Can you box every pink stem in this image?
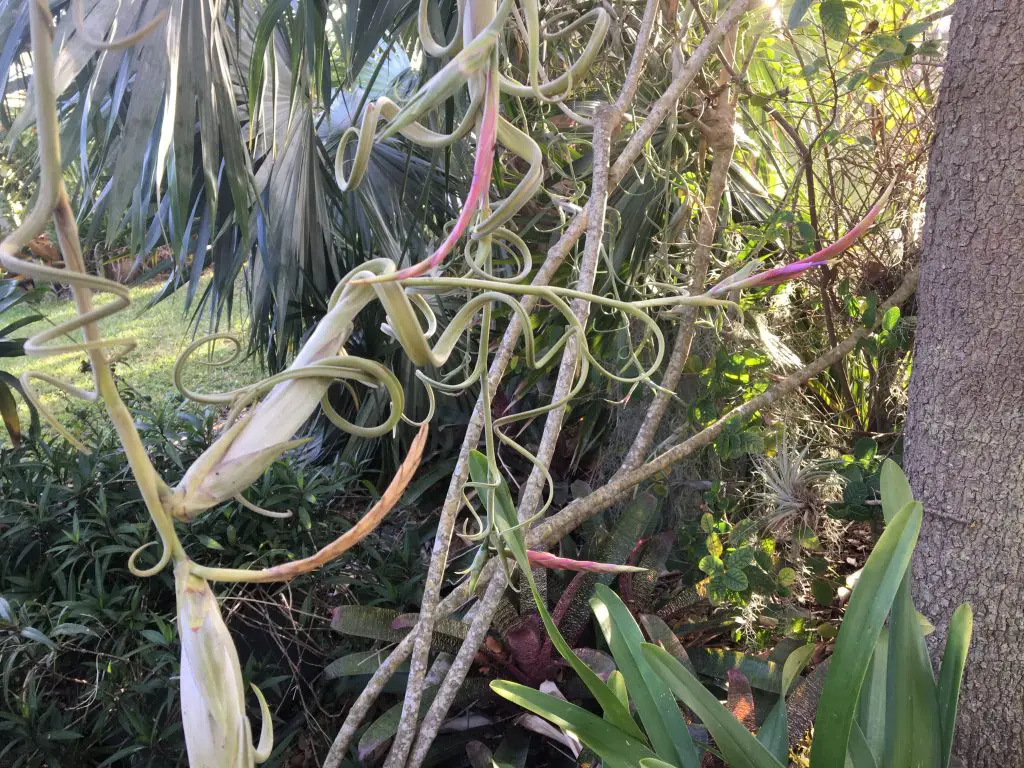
[709,178,897,295]
[387,71,499,282]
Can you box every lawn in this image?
[3,277,262,440]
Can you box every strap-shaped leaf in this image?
[848,721,879,768]
[331,605,407,642]
[880,460,940,768]
[490,680,657,766]
[641,643,786,768]
[809,500,922,767]
[323,649,393,679]
[756,643,815,761]
[592,583,700,768]
[879,459,913,524]
[937,604,973,768]
[689,648,781,694]
[855,627,888,761]
[884,570,940,767]
[639,614,698,676]
[469,450,645,742]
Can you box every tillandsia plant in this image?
[2,0,916,766]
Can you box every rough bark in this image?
[906,2,1024,765]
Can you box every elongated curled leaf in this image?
[809,500,922,768]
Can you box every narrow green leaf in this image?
[937,605,973,768]
[809,501,922,767]
[490,681,658,765]
[690,648,781,694]
[592,584,700,768]
[757,644,815,762]
[884,570,940,768]
[881,461,939,768]
[640,614,698,675]
[642,644,786,768]
[641,759,681,768]
[20,627,56,650]
[323,649,392,679]
[855,627,888,761]
[879,460,913,524]
[608,670,629,712]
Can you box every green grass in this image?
[3,278,262,438]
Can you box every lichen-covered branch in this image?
[531,268,921,546]
[430,267,920,613]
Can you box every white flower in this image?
[175,562,272,767]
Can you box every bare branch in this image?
[398,108,618,767]
[407,573,509,767]
[531,268,921,546]
[430,267,920,613]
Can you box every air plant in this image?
[0,0,896,764]
[752,437,843,555]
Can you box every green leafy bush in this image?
[0,389,420,766]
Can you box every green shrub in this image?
[0,388,426,766]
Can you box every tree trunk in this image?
[907,1,1024,765]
